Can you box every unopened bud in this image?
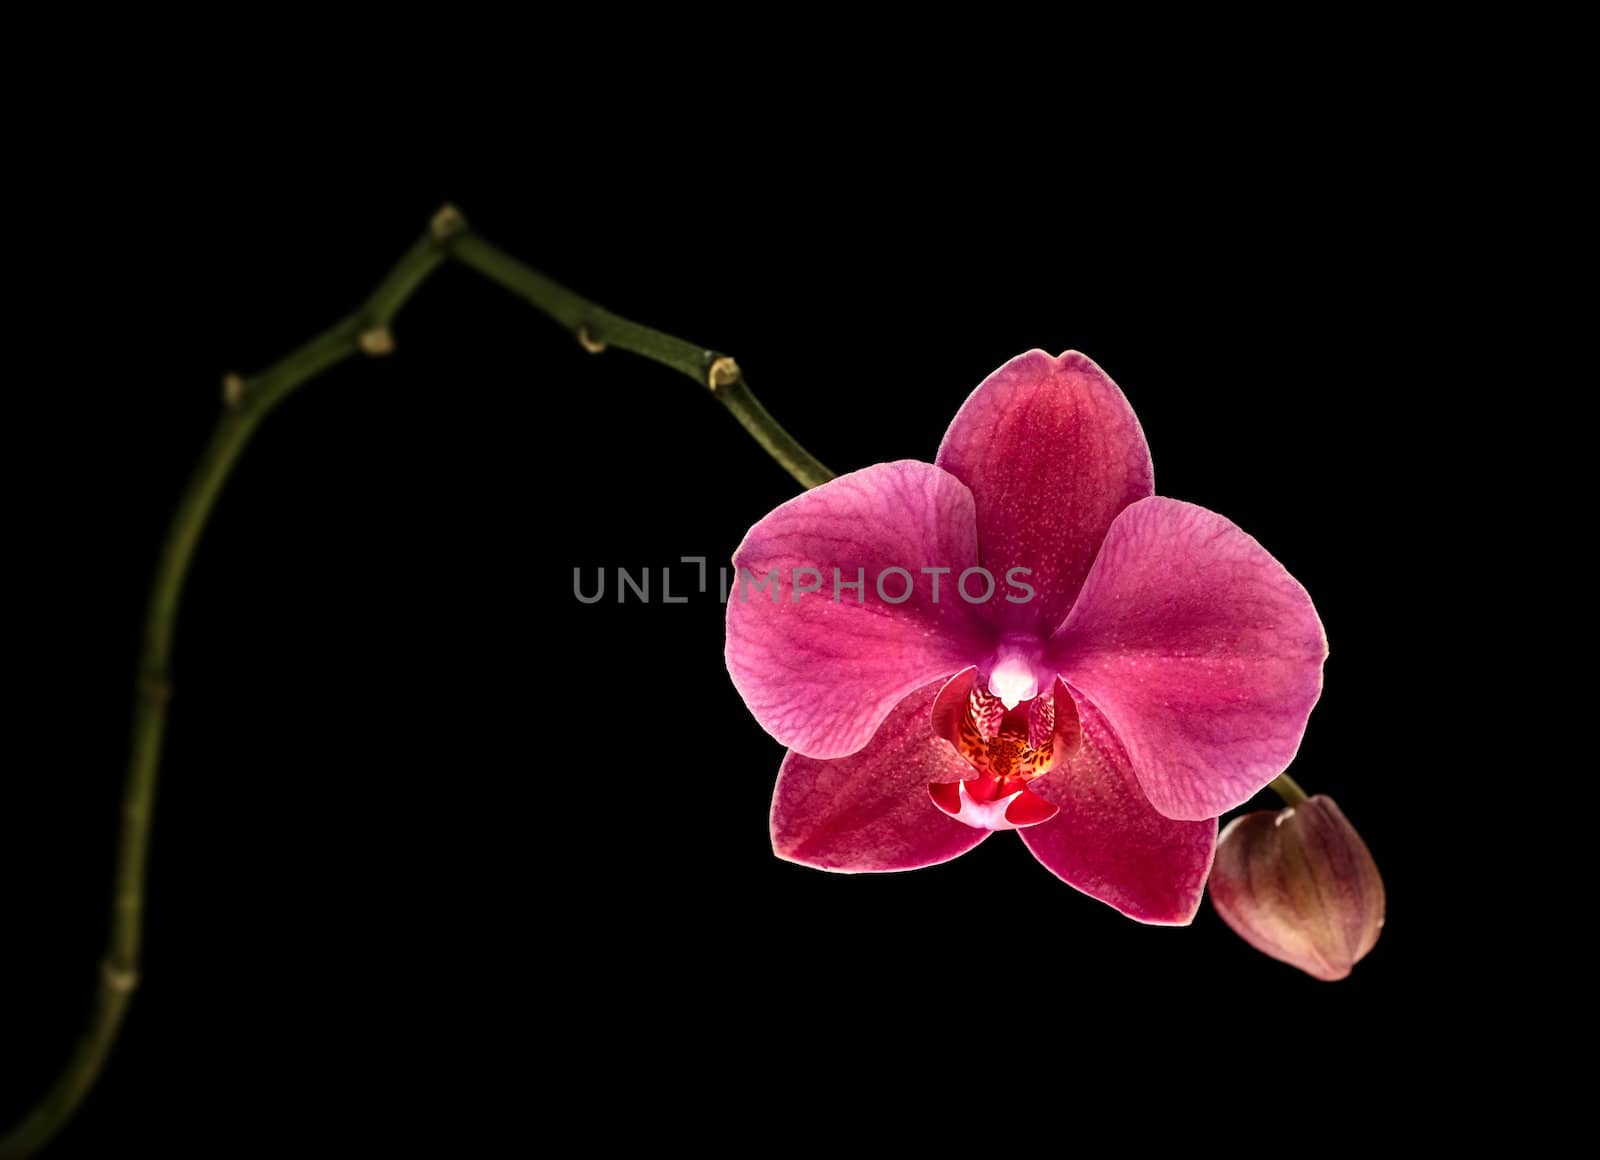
[1209,795,1384,982]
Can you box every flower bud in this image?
[1209,795,1384,981]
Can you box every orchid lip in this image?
[927,779,1060,831]
[926,668,1081,832]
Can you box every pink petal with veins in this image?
[726,461,988,760]
[1050,498,1327,821]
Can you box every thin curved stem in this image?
[3,206,832,1157]
[1270,773,1309,806]
[447,233,835,489]
[1,227,449,1159]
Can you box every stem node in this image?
[358,326,395,356]
[100,961,139,995]
[430,204,467,241]
[707,355,741,392]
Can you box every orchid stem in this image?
[447,232,835,489]
[1,205,832,1157]
[1269,773,1309,806]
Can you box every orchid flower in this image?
[724,350,1327,924]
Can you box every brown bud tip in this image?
[222,373,246,408]
[430,204,467,240]
[707,356,741,392]
[1209,795,1385,981]
[359,326,396,356]
[576,324,607,354]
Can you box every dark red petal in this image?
[936,350,1153,635]
[1022,691,1215,925]
[927,781,963,816]
[771,681,990,872]
[1004,789,1060,827]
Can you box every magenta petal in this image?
[771,681,990,872]
[935,350,1153,633]
[727,460,987,759]
[1021,695,1216,925]
[1049,498,1327,821]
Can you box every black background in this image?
[5,168,1459,1150]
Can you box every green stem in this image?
[1,207,831,1157]
[2,228,448,1160]
[448,233,835,489]
[1270,773,1309,806]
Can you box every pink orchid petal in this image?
[1022,693,1216,925]
[727,460,987,759]
[771,681,990,872]
[935,350,1153,633]
[1049,498,1327,821]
